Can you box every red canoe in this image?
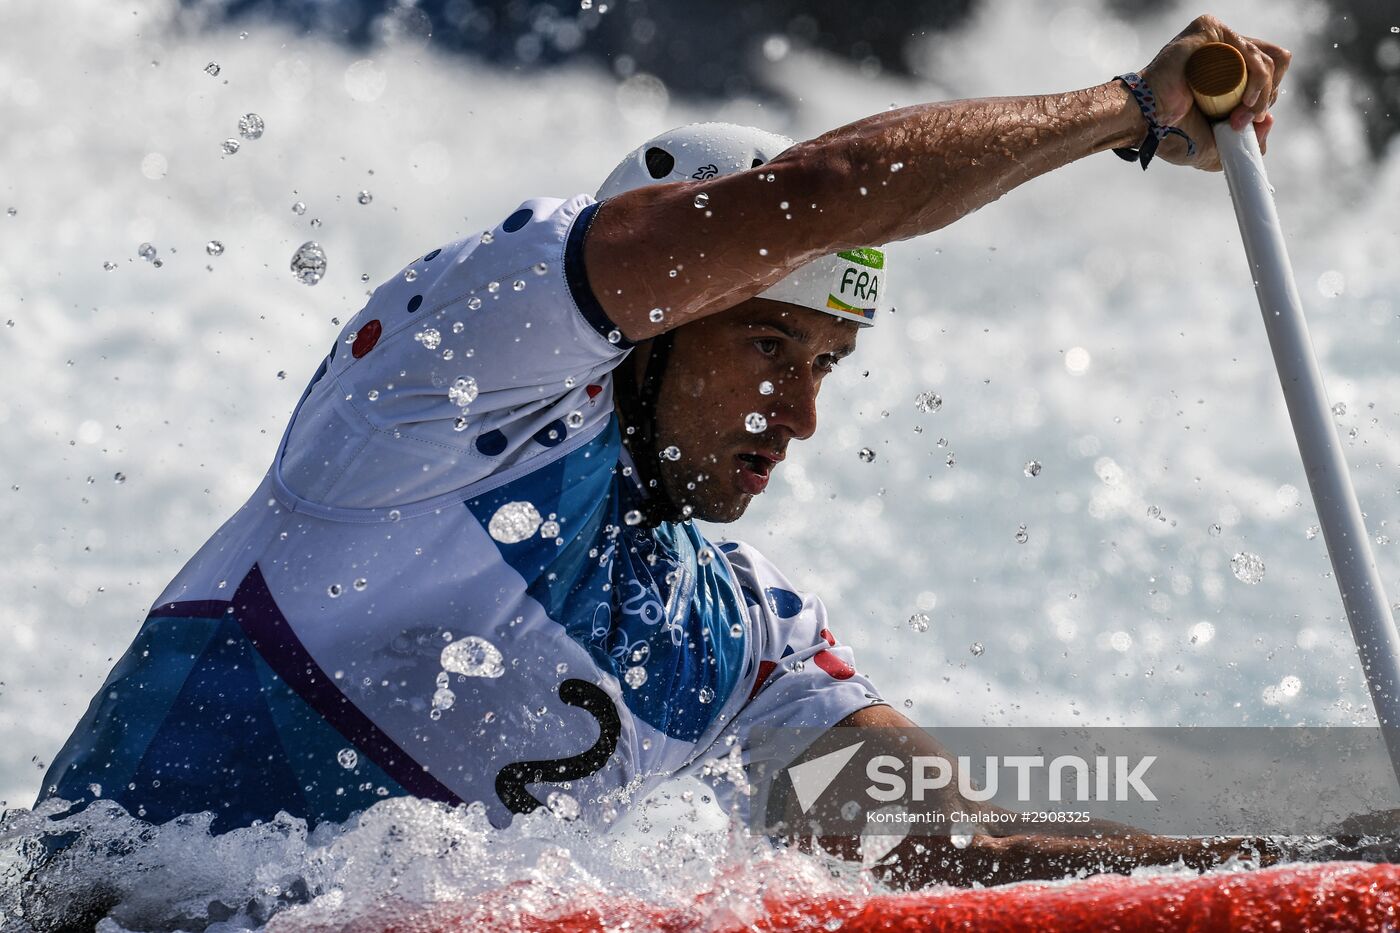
[288,861,1400,932]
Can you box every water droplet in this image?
[1014,524,1028,544]
[858,447,875,463]
[607,329,622,344]
[540,520,560,539]
[432,686,455,712]
[488,500,543,543]
[387,509,401,521]
[1208,523,1222,537]
[138,242,157,262]
[744,412,767,433]
[290,241,327,285]
[480,230,494,244]
[624,509,643,526]
[950,831,973,849]
[88,783,103,798]
[291,201,307,215]
[547,791,580,820]
[649,307,665,323]
[448,375,478,407]
[759,380,774,396]
[237,113,265,139]
[113,472,126,484]
[5,207,16,217]
[327,583,343,598]
[565,410,584,429]
[693,192,710,209]
[453,416,469,432]
[221,138,240,155]
[1023,460,1041,477]
[337,748,358,769]
[624,665,647,688]
[467,296,483,311]
[1305,525,1320,540]
[969,641,984,657]
[533,261,548,275]
[889,161,904,172]
[512,279,525,292]
[1317,270,1345,298]
[660,445,681,461]
[697,546,715,566]
[357,190,373,205]
[1146,504,1162,520]
[366,388,379,401]
[417,327,441,350]
[730,623,744,638]
[204,61,221,77]
[486,280,500,294]
[1231,551,1266,584]
[205,240,224,256]
[1332,402,1347,416]
[698,685,715,703]
[914,391,942,413]
[353,577,368,591]
[441,635,505,678]
[907,612,930,632]
[103,261,117,270]
[404,268,418,283]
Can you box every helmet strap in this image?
[615,331,687,525]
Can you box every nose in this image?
[766,369,820,441]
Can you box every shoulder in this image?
[713,538,811,619]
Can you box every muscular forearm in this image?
[778,82,1145,250]
[878,832,1277,889]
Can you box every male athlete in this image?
[43,15,1288,885]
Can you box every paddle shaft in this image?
[1186,45,1400,779]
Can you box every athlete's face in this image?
[640,298,860,523]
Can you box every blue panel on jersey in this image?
[464,417,748,742]
[40,610,405,832]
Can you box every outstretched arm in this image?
[585,14,1289,341]
[793,704,1279,889]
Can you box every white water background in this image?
[0,0,1397,926]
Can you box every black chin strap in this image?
[615,331,685,525]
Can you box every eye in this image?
[815,353,841,374]
[754,337,780,357]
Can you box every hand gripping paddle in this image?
[1185,42,1400,782]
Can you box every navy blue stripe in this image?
[565,200,633,349]
[231,564,463,805]
[149,599,233,619]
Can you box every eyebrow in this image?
[751,317,857,359]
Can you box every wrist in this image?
[1100,79,1150,150]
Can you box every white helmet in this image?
[596,123,887,327]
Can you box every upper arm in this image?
[582,149,843,341]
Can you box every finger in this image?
[1248,38,1293,92]
[1217,27,1275,117]
[1255,112,1274,154]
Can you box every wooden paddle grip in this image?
[1185,42,1248,119]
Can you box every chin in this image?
[686,494,750,524]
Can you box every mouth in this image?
[734,451,782,495]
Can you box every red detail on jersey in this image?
[586,384,603,400]
[819,628,836,647]
[352,319,382,358]
[747,660,779,702]
[813,649,854,680]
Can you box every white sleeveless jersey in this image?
[43,195,884,831]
